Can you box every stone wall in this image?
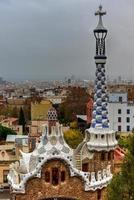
[92,151,114,173]
[12,160,106,200]
[81,150,114,173]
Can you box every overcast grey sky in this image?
[0,0,133,81]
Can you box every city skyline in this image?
[0,0,133,81]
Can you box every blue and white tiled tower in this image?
[87,5,117,151]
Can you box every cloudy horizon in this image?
[0,0,133,81]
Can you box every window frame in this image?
[52,167,59,186]
[82,163,89,172]
[44,167,66,185]
[97,189,102,200]
[126,117,130,123]
[119,96,122,102]
[127,109,130,114]
[101,152,105,161]
[127,125,130,132]
[118,125,121,132]
[61,171,66,182]
[118,109,121,114]
[118,117,121,123]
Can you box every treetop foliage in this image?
[0,125,16,141]
[64,128,84,149]
[58,86,91,123]
[107,134,134,200]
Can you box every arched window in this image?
[108,152,111,161]
[52,167,59,186]
[101,152,105,161]
[97,189,102,200]
[61,171,65,182]
[82,163,89,172]
[44,166,66,185]
[45,171,50,183]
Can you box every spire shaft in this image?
[86,6,117,152]
[91,5,108,129]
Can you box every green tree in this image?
[58,86,90,123]
[118,136,129,150]
[11,106,19,118]
[107,135,134,200]
[0,125,16,141]
[23,106,31,121]
[19,107,26,134]
[64,128,84,149]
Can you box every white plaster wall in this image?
[108,102,134,132]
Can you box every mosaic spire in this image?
[91,5,109,129]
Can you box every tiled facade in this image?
[12,160,106,200]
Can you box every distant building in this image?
[0,144,16,189]
[7,98,27,109]
[31,100,53,121]
[0,117,23,135]
[48,96,62,105]
[0,135,29,189]
[108,92,134,132]
[6,135,29,158]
